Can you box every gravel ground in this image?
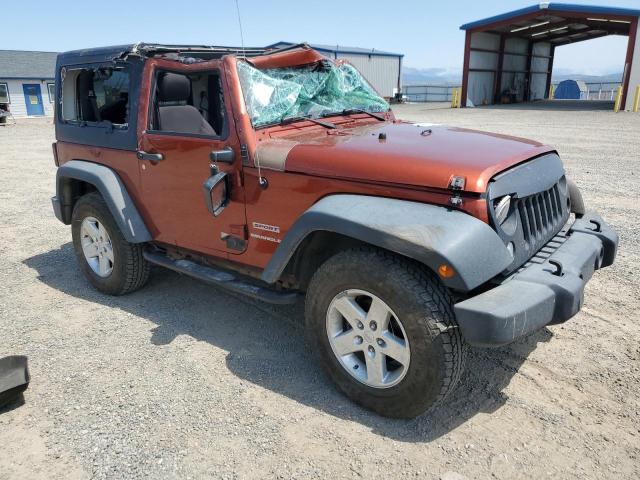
[0,105,639,479]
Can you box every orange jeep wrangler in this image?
[51,43,618,418]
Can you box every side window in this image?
[47,83,55,103]
[0,83,9,104]
[61,66,130,127]
[149,70,226,138]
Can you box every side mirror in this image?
[203,170,230,217]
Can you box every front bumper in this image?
[454,211,618,347]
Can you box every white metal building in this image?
[267,42,404,99]
[0,50,57,117]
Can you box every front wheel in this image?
[305,248,466,418]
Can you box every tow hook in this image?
[588,219,602,232]
[548,259,564,276]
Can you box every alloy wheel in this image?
[80,216,114,277]
[326,289,410,388]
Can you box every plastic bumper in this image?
[51,195,64,223]
[454,212,618,347]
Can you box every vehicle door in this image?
[137,60,247,256]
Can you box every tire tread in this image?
[305,247,467,417]
[72,192,150,296]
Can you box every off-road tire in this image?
[71,192,150,295]
[305,248,467,418]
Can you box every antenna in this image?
[234,0,246,59]
[234,0,268,189]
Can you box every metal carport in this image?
[459,3,640,110]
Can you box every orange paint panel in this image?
[137,58,247,257]
[55,142,147,224]
[240,166,487,270]
[280,122,553,194]
[248,47,327,69]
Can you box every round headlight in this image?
[494,195,511,225]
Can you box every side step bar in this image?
[143,251,300,305]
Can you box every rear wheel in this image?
[71,192,150,295]
[305,248,466,418]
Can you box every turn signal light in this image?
[438,264,455,279]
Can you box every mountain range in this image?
[402,66,623,85]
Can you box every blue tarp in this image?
[554,80,587,100]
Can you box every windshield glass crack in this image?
[237,60,389,128]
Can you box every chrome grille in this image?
[516,182,567,252]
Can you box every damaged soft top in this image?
[57,42,315,65]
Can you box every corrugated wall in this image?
[500,37,529,103]
[468,32,500,106]
[336,53,401,98]
[1,78,55,117]
[466,32,551,106]
[530,42,551,101]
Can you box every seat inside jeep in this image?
[150,71,226,137]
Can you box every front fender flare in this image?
[261,194,512,292]
[55,160,152,243]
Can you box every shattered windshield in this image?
[237,60,389,128]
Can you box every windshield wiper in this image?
[340,108,386,121]
[281,115,337,129]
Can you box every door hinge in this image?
[240,144,250,166]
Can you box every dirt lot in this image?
[1,105,639,479]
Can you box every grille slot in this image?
[516,183,567,252]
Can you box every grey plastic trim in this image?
[486,153,570,273]
[567,178,586,216]
[261,194,512,291]
[0,355,30,409]
[487,153,564,200]
[51,195,63,222]
[55,160,152,243]
[454,211,618,347]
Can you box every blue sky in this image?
[4,0,637,75]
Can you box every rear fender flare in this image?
[261,194,512,292]
[55,160,152,243]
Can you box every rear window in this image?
[61,66,130,127]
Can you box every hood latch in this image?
[448,175,466,207]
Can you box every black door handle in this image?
[137,151,164,163]
[210,147,234,164]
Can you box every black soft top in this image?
[56,43,275,66]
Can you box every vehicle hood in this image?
[255,121,555,193]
